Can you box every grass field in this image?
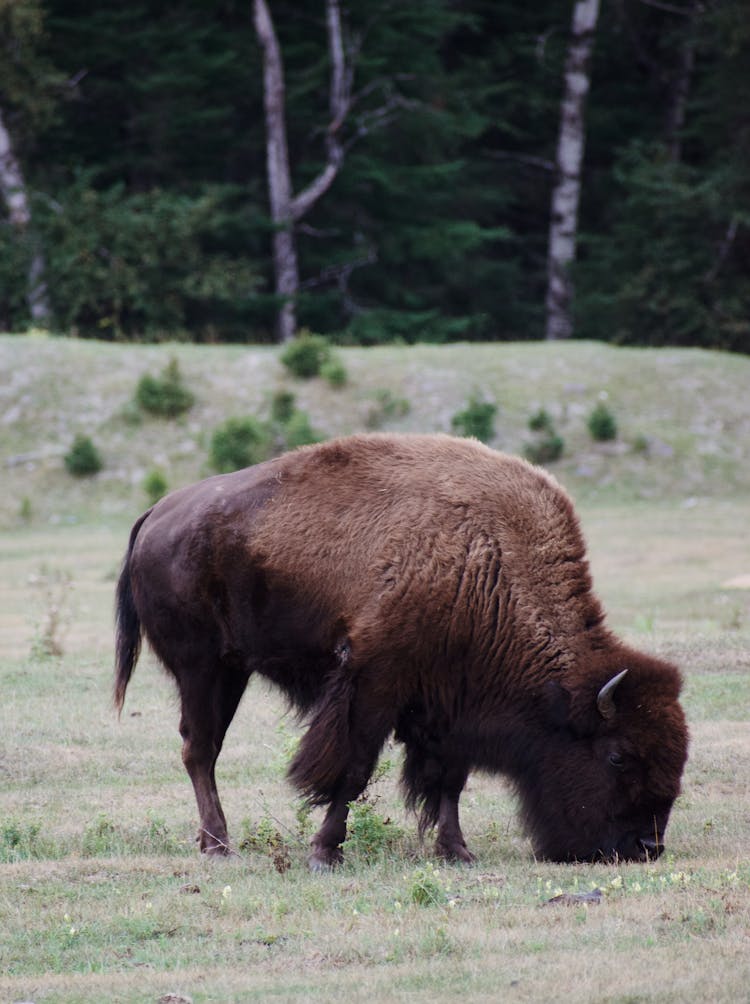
[1,335,749,1002]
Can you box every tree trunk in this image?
[545,0,600,341]
[0,106,51,326]
[253,0,299,343]
[664,1,699,163]
[254,0,350,343]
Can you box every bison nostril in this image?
[639,837,663,860]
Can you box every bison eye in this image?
[608,752,625,769]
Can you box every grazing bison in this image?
[115,433,688,869]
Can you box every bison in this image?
[115,433,688,869]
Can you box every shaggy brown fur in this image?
[115,433,688,868]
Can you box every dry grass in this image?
[1,336,749,1001]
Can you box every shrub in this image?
[364,388,411,430]
[209,416,269,472]
[270,389,296,424]
[283,410,321,450]
[528,408,555,434]
[135,357,194,418]
[64,435,102,476]
[280,331,332,378]
[143,468,169,505]
[524,434,565,465]
[588,401,618,441]
[451,393,497,443]
[524,408,564,464]
[320,357,348,387]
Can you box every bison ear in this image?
[542,680,600,737]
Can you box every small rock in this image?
[544,887,603,907]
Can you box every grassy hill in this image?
[2,334,750,529]
[1,335,750,1002]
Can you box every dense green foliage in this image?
[135,357,195,417]
[63,433,102,476]
[451,393,497,443]
[280,333,333,379]
[209,415,269,472]
[0,0,748,350]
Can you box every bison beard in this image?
[114,433,688,869]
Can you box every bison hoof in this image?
[308,844,343,872]
[203,843,231,856]
[198,830,231,856]
[435,840,477,865]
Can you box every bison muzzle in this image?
[114,433,688,869]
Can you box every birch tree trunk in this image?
[254,0,350,343]
[664,1,699,163]
[0,106,51,326]
[545,0,600,341]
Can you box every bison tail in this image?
[114,510,150,715]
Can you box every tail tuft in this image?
[113,511,150,714]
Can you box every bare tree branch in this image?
[704,217,739,283]
[291,0,349,221]
[637,0,700,16]
[487,150,556,172]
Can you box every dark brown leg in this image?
[434,773,476,864]
[291,670,394,871]
[178,661,249,855]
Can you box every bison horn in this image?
[597,669,629,720]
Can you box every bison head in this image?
[518,653,689,863]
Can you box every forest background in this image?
[1,0,748,352]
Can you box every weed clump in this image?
[239,816,292,874]
[64,434,102,476]
[29,566,72,658]
[588,401,618,441]
[0,820,53,862]
[408,863,451,907]
[343,799,403,863]
[135,357,194,418]
[451,393,497,443]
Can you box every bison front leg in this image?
[308,797,350,871]
[435,781,476,864]
[289,668,393,871]
[401,738,476,863]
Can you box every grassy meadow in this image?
[0,334,749,1003]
